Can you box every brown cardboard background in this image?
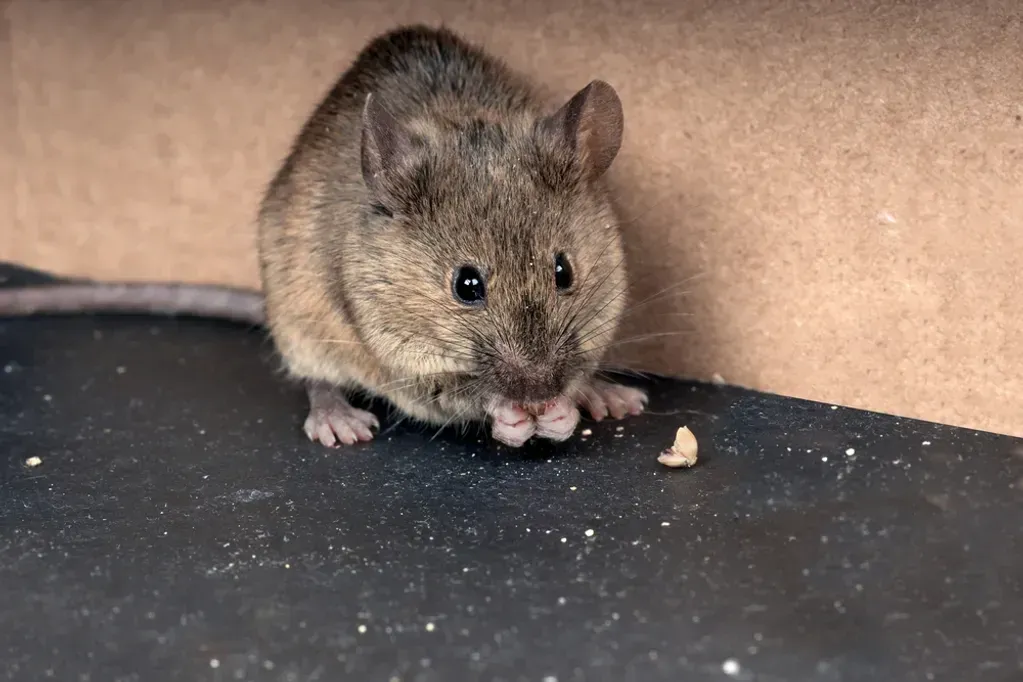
[3,0,1021,436]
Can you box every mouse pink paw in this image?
[533,395,581,442]
[575,379,648,421]
[488,400,537,448]
[304,383,379,448]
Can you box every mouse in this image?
[0,24,648,449]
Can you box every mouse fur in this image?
[258,24,648,448]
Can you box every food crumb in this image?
[25,456,42,468]
[722,659,741,676]
[581,429,592,436]
[658,426,698,468]
[584,529,595,537]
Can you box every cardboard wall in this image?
[3,0,1021,435]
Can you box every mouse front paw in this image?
[488,401,537,448]
[304,383,380,448]
[532,395,581,442]
[575,379,648,421]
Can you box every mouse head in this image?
[345,81,629,408]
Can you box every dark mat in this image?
[1,267,1021,682]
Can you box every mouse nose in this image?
[493,357,567,404]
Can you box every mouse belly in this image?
[271,325,648,448]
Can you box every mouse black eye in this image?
[452,265,486,306]
[554,252,574,292]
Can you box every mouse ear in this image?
[537,80,624,180]
[361,93,417,207]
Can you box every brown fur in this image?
[257,25,630,428]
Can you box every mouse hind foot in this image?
[575,378,648,421]
[303,382,380,448]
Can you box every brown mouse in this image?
[0,25,648,449]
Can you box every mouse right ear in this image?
[361,93,417,209]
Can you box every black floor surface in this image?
[1,270,1021,682]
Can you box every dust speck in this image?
[845,448,856,456]
[722,658,741,676]
[209,659,220,669]
[357,624,367,634]
[425,622,435,632]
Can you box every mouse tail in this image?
[0,282,266,326]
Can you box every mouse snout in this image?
[491,355,567,405]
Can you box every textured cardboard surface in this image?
[3,0,1022,435]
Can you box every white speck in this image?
[263,660,275,670]
[3,364,12,373]
[463,567,470,573]
[845,448,856,456]
[722,659,741,676]
[922,440,931,446]
[611,612,620,620]
[557,597,566,605]
[711,373,726,385]
[25,456,43,468]
[569,486,577,491]
[543,676,558,682]
[830,405,839,410]
[357,624,367,634]
[284,563,290,569]
[581,429,592,436]
[821,456,828,462]
[584,529,595,537]
[786,447,791,452]
[661,521,671,527]
[615,426,624,432]
[560,537,567,543]
[115,366,126,374]
[425,622,435,632]
[43,394,52,402]
[209,659,220,669]
[877,210,897,224]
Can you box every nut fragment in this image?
[657,426,698,468]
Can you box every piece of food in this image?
[658,426,699,468]
[25,456,42,467]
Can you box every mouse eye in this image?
[554,252,574,292]
[452,265,487,306]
